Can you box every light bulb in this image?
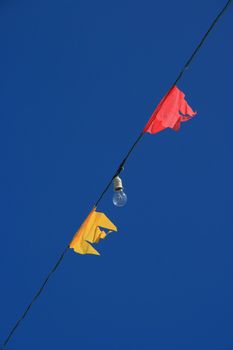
[113,189,127,207]
[112,176,127,207]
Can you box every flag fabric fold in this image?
[70,207,117,255]
[143,85,197,134]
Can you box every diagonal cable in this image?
[1,1,232,349]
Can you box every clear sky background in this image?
[0,0,233,349]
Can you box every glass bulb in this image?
[113,189,127,207]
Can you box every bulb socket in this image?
[113,176,123,191]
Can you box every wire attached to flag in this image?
[1,1,232,349]
[95,0,233,207]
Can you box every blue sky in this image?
[0,0,233,349]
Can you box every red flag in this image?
[143,85,197,134]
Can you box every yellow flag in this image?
[70,207,117,255]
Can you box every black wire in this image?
[95,0,233,207]
[1,1,232,349]
[173,0,233,87]
[0,245,69,350]
[95,132,144,207]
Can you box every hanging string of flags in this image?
[1,1,232,349]
[69,85,196,255]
